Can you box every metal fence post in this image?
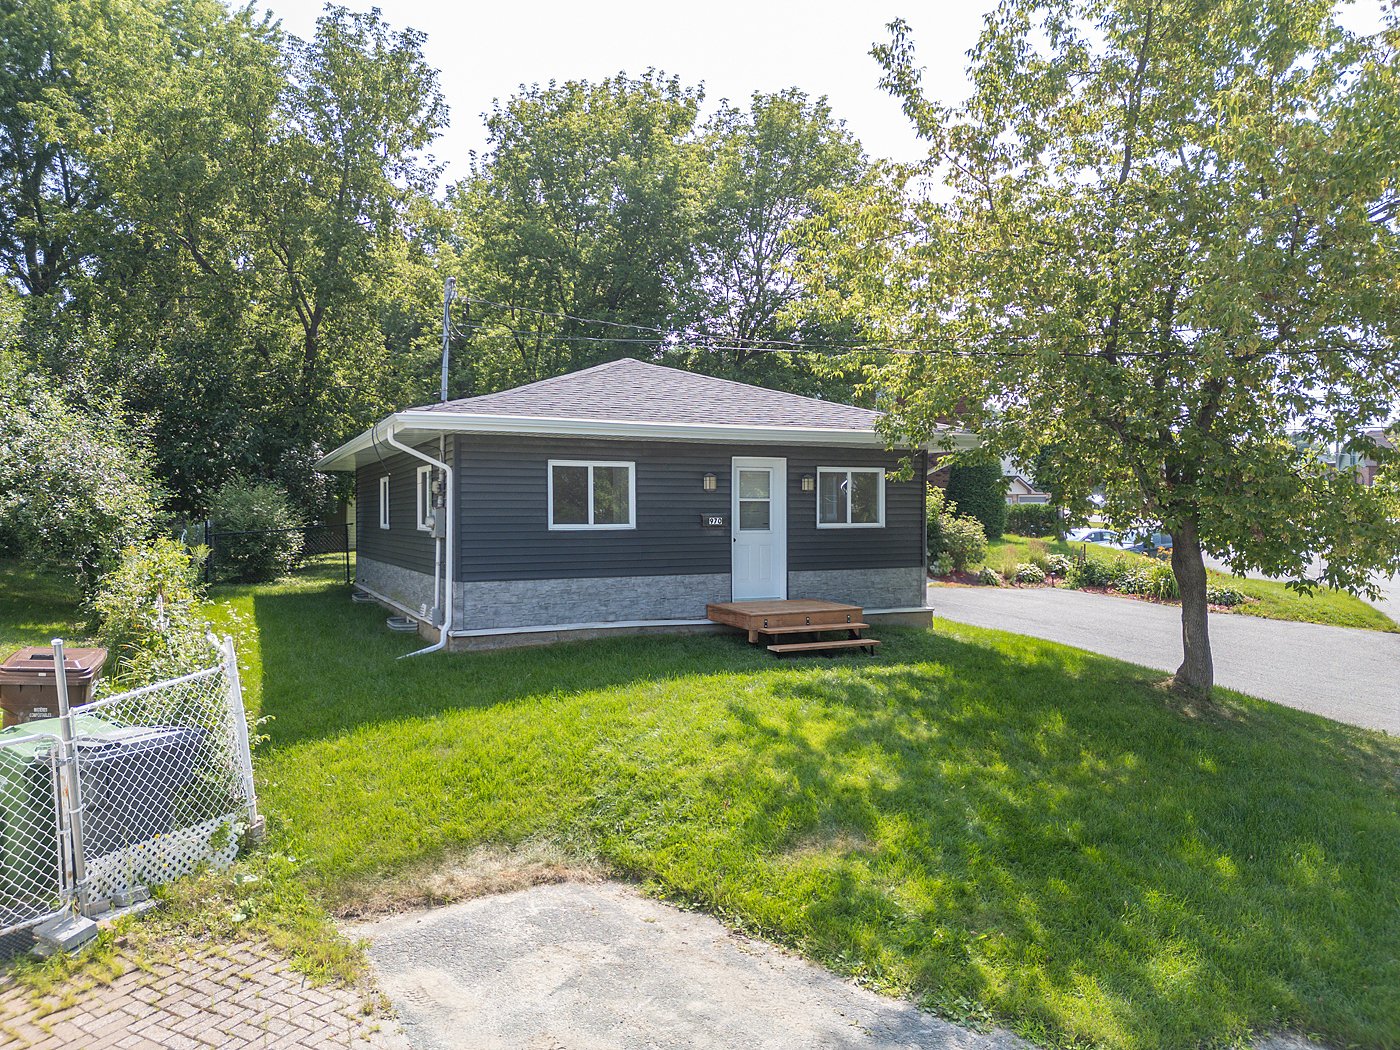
[51,639,90,910]
[219,635,263,841]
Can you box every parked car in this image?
[1122,531,1173,556]
[1067,527,1121,546]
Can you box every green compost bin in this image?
[0,715,117,908]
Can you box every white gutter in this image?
[382,420,454,658]
[317,412,978,471]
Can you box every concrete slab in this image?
[359,881,1027,1050]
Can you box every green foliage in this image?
[1066,557,1117,589]
[92,538,217,687]
[939,514,988,574]
[802,0,1400,690]
[945,465,1007,540]
[1207,584,1248,608]
[1005,503,1061,538]
[1012,563,1046,584]
[1116,562,1181,602]
[0,349,160,588]
[976,566,1001,586]
[925,484,945,555]
[209,481,303,583]
[1044,552,1073,576]
[4,0,447,515]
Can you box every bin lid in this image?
[0,715,120,762]
[0,647,108,685]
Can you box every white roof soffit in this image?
[314,411,979,471]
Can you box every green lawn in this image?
[188,564,1400,1050]
[977,536,1399,633]
[0,561,90,653]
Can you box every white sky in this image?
[257,0,999,178]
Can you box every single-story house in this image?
[315,358,975,650]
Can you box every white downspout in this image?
[383,418,454,658]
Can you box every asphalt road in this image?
[929,584,1400,734]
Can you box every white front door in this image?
[731,457,787,600]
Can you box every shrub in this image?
[946,465,1008,540]
[1045,553,1073,576]
[926,485,946,558]
[1114,562,1179,600]
[931,553,954,577]
[941,514,988,573]
[93,538,219,687]
[0,349,161,590]
[1066,558,1116,588]
[1207,584,1248,607]
[977,566,1002,586]
[208,480,303,582]
[1006,504,1063,537]
[1023,538,1051,571]
[1013,563,1047,584]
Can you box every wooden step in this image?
[767,638,881,655]
[755,622,870,636]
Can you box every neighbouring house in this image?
[315,358,976,649]
[1001,457,1051,505]
[1353,427,1395,487]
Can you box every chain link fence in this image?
[0,637,259,942]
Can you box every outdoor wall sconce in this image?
[801,474,815,492]
[702,472,717,492]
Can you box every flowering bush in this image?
[1014,563,1047,584]
[977,566,1002,586]
[1207,584,1248,607]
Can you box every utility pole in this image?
[439,276,457,402]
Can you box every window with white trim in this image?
[817,467,885,527]
[548,460,635,529]
[416,465,434,531]
[378,475,391,530]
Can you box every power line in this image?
[452,318,1390,362]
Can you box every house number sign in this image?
[701,513,727,528]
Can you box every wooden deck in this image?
[705,599,879,656]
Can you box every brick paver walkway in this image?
[0,943,407,1049]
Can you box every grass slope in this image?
[979,537,1399,633]
[205,567,1399,1050]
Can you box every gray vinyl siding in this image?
[455,435,924,582]
[354,442,443,576]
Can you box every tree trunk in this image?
[1170,519,1214,694]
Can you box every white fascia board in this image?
[316,411,979,471]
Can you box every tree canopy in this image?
[797,0,1400,692]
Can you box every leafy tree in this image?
[451,73,703,391]
[3,1,448,516]
[667,90,865,395]
[0,346,160,587]
[801,0,1400,693]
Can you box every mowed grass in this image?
[0,560,90,654]
[977,537,1399,633]
[203,566,1400,1050]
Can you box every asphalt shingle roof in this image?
[414,357,883,431]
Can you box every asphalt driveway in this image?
[930,584,1400,734]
